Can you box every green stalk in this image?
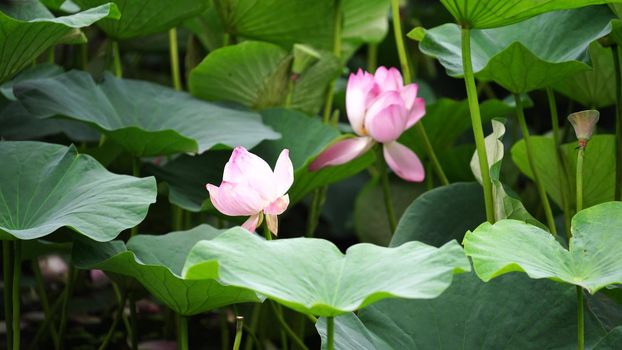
[461,27,495,223]
[546,88,571,237]
[80,44,88,70]
[263,220,272,241]
[576,148,585,212]
[376,146,398,233]
[220,311,230,350]
[29,290,65,350]
[98,289,128,350]
[612,45,622,201]
[367,43,378,72]
[3,241,12,350]
[243,304,261,350]
[55,266,77,350]
[32,259,59,345]
[390,0,449,186]
[514,94,557,234]
[177,314,189,350]
[111,41,122,78]
[270,303,308,350]
[577,286,584,350]
[169,28,183,91]
[129,296,138,349]
[326,317,335,350]
[233,316,244,350]
[12,241,21,350]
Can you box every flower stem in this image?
[169,28,183,91]
[514,94,557,234]
[612,45,622,201]
[32,259,59,345]
[376,146,398,233]
[263,220,273,240]
[111,41,122,78]
[270,302,308,350]
[177,314,189,350]
[391,0,448,186]
[367,43,378,72]
[12,241,21,350]
[576,148,585,212]
[461,27,494,223]
[233,316,244,350]
[29,289,65,350]
[546,88,572,238]
[55,265,77,350]
[577,286,584,350]
[243,304,261,350]
[3,240,12,350]
[98,288,128,350]
[326,317,335,350]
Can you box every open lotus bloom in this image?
[309,67,426,182]
[206,147,293,236]
[568,110,599,146]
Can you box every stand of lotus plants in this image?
[2,0,622,349]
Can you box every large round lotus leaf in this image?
[316,273,608,349]
[146,108,374,212]
[212,0,389,59]
[595,327,622,349]
[183,228,470,317]
[72,225,262,316]
[12,69,280,157]
[553,42,617,108]
[464,202,622,294]
[72,0,205,39]
[189,41,340,115]
[412,6,615,93]
[440,0,621,29]
[392,182,486,248]
[0,0,119,84]
[0,141,156,241]
[511,135,615,210]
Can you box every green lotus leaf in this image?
[413,6,615,93]
[12,69,280,157]
[440,0,621,29]
[72,0,205,39]
[392,182,487,248]
[183,228,470,317]
[464,201,622,294]
[189,41,340,115]
[0,0,119,83]
[147,108,374,212]
[595,327,622,349]
[212,0,388,59]
[72,225,261,315]
[511,135,615,210]
[0,141,156,241]
[554,42,617,108]
[317,273,608,349]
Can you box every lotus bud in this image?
[568,110,599,149]
[292,44,321,77]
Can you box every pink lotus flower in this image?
[206,147,293,236]
[309,67,425,182]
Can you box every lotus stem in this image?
[11,241,21,350]
[129,295,138,349]
[232,316,244,350]
[270,302,308,350]
[29,289,65,350]
[367,43,378,72]
[243,304,261,350]
[326,317,335,350]
[376,146,398,233]
[3,241,12,350]
[391,0,449,186]
[169,28,183,91]
[177,314,189,350]
[576,147,585,212]
[546,88,571,238]
[111,41,122,78]
[55,265,77,350]
[220,311,230,350]
[577,286,584,350]
[32,259,59,345]
[80,44,88,70]
[514,94,557,234]
[461,27,495,223]
[612,45,622,201]
[98,288,128,350]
